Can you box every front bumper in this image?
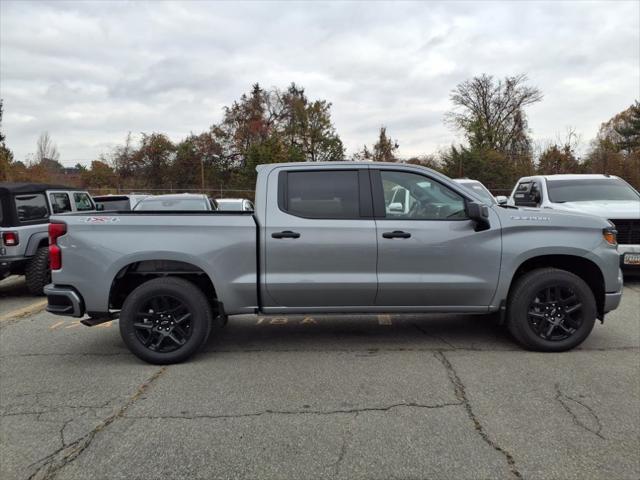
[44,284,85,318]
[603,269,624,314]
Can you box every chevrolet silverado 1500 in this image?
[44,162,623,363]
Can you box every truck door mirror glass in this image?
[95,204,104,211]
[495,195,508,205]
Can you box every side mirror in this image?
[95,204,104,211]
[495,196,508,205]
[466,201,490,231]
[388,202,404,213]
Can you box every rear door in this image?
[264,167,378,308]
[372,168,501,309]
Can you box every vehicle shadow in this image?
[201,313,517,353]
[0,275,31,299]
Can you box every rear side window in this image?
[96,198,131,211]
[50,193,72,214]
[282,170,360,219]
[73,192,94,211]
[14,194,49,222]
[513,181,541,207]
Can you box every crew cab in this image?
[44,163,623,363]
[0,182,96,294]
[508,174,640,270]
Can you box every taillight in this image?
[2,231,19,246]
[48,222,67,270]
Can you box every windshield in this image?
[547,178,639,203]
[457,181,496,204]
[135,198,208,211]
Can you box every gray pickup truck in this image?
[44,162,623,364]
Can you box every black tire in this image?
[119,277,213,364]
[507,268,597,352]
[25,246,50,295]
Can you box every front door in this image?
[264,168,378,308]
[372,169,502,309]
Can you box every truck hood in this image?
[494,205,611,230]
[548,200,640,219]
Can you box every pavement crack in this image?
[411,322,457,349]
[331,412,357,476]
[124,401,462,421]
[434,351,522,479]
[26,367,167,480]
[554,383,605,440]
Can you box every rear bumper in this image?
[44,284,85,318]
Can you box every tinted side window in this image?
[284,171,360,219]
[380,171,467,220]
[14,194,49,222]
[50,193,72,214]
[513,181,541,207]
[73,192,94,211]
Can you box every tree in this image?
[445,74,542,154]
[354,127,399,162]
[131,133,176,190]
[0,99,12,181]
[36,131,60,163]
[537,129,582,175]
[583,103,640,189]
[81,159,117,189]
[612,101,640,154]
[537,144,581,175]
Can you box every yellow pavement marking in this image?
[377,314,392,325]
[49,320,66,330]
[301,316,317,324]
[97,321,113,328]
[0,299,47,322]
[269,317,288,325]
[65,320,82,329]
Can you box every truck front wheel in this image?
[507,268,597,352]
[119,277,213,364]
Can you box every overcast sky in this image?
[1,0,638,166]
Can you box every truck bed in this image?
[51,211,258,315]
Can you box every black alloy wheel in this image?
[507,268,597,352]
[119,277,213,364]
[133,295,193,353]
[527,285,584,341]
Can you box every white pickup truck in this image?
[508,174,640,270]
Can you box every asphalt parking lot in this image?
[1,276,639,480]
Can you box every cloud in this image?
[1,0,638,165]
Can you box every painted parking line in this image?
[49,320,65,330]
[377,314,393,325]
[255,316,318,325]
[0,299,47,322]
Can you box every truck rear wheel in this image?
[119,277,213,364]
[25,246,50,295]
[507,268,597,352]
